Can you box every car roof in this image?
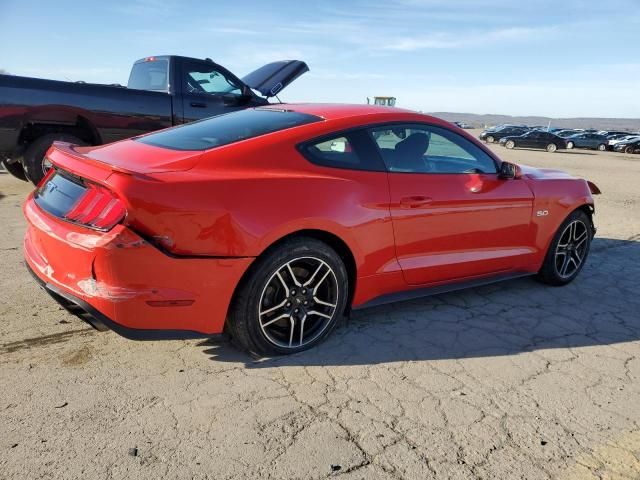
[260,103,423,121]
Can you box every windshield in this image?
[136,108,321,151]
[128,59,169,92]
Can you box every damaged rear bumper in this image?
[23,195,254,339]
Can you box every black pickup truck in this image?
[0,55,308,183]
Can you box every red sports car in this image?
[23,104,600,355]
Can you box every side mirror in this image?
[241,84,253,98]
[498,161,518,179]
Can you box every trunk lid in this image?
[242,60,309,97]
[51,140,202,175]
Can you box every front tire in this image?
[566,141,574,149]
[23,133,87,185]
[227,237,348,356]
[597,143,606,151]
[486,136,495,143]
[505,140,515,149]
[625,146,634,154]
[537,210,592,286]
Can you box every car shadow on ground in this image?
[199,237,640,367]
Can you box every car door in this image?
[520,132,539,148]
[580,134,593,148]
[180,60,251,123]
[540,132,557,148]
[577,134,589,148]
[593,135,606,148]
[369,123,535,286]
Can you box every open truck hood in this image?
[242,60,309,97]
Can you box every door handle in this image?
[400,195,433,208]
[190,102,207,108]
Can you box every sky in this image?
[1,0,639,118]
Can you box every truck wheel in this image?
[23,134,87,185]
[1,159,28,181]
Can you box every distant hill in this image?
[430,112,640,132]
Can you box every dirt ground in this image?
[1,136,640,479]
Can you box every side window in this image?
[182,62,242,96]
[369,124,497,174]
[300,130,386,172]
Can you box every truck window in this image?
[182,61,242,96]
[127,59,169,92]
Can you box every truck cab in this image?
[0,55,309,183]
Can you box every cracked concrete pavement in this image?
[1,139,639,479]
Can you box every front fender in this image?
[525,177,595,263]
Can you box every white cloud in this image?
[384,26,555,51]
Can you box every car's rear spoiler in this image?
[47,142,159,183]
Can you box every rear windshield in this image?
[128,59,169,92]
[136,108,321,151]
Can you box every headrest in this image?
[395,133,430,156]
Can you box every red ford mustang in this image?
[23,104,600,355]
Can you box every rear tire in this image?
[566,141,574,149]
[486,136,495,143]
[227,237,348,356]
[23,133,87,185]
[536,209,592,286]
[1,159,28,181]
[624,146,634,154]
[546,143,558,153]
[597,143,606,151]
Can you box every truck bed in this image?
[0,74,174,154]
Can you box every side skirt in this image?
[353,271,535,310]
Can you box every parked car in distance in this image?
[554,129,584,138]
[614,139,640,154]
[598,130,632,137]
[453,121,473,129]
[479,126,529,143]
[608,134,640,150]
[499,130,567,152]
[0,55,309,184]
[24,104,600,355]
[565,133,609,151]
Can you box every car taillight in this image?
[37,165,56,188]
[64,183,126,230]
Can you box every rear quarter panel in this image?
[110,136,397,278]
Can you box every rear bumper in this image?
[23,195,254,339]
[25,262,223,340]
